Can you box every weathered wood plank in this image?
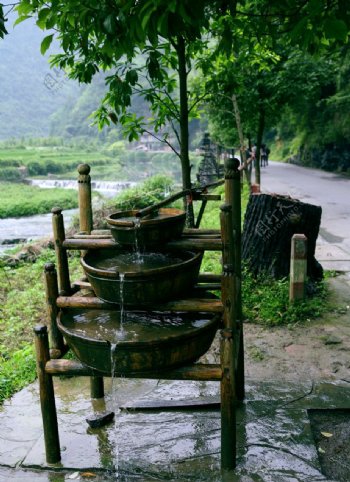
[45,359,223,381]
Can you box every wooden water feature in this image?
[34,159,244,473]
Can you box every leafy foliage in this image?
[242,268,329,326]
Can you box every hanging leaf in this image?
[40,34,54,55]
[321,431,333,438]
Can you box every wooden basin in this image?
[57,308,220,375]
[105,208,186,248]
[81,248,203,305]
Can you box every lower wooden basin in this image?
[81,248,203,306]
[57,308,220,375]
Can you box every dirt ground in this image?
[206,273,350,383]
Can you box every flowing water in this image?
[133,217,142,263]
[0,208,77,253]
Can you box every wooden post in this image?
[44,263,64,357]
[77,163,93,234]
[289,234,307,302]
[34,325,61,464]
[220,203,237,471]
[51,207,71,295]
[90,376,105,399]
[224,157,244,401]
[221,328,236,472]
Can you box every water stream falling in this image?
[133,218,142,264]
[119,273,126,335]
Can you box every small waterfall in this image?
[28,179,137,197]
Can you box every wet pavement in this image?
[1,374,350,481]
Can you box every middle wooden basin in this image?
[57,308,220,375]
[81,248,203,305]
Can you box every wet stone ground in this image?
[309,408,350,481]
[1,375,350,481]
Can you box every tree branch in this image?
[142,128,180,159]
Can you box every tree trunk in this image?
[177,35,194,227]
[242,193,323,280]
[254,108,264,186]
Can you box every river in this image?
[0,179,136,254]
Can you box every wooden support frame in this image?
[36,160,244,471]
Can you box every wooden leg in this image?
[34,325,61,464]
[220,329,236,471]
[90,376,104,399]
[236,322,245,401]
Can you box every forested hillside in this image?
[0,13,111,140]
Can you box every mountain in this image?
[0,13,92,140]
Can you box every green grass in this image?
[0,182,79,218]
[0,248,82,404]
[242,268,329,326]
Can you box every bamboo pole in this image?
[224,157,244,401]
[45,359,222,381]
[34,325,61,464]
[56,296,224,313]
[220,183,239,471]
[136,189,190,218]
[77,163,93,234]
[63,237,222,251]
[51,207,71,295]
[44,263,65,357]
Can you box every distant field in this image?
[0,144,183,182]
[0,144,118,180]
[0,182,78,218]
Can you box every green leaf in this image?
[103,14,115,34]
[38,7,51,23]
[324,18,348,42]
[13,15,31,27]
[40,34,54,55]
[16,1,34,16]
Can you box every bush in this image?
[108,174,175,211]
[27,161,46,176]
[0,167,22,181]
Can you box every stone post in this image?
[289,234,307,302]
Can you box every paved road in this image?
[259,161,350,272]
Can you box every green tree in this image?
[15,0,225,224]
[199,0,350,182]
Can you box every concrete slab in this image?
[315,243,350,271]
[2,376,350,481]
